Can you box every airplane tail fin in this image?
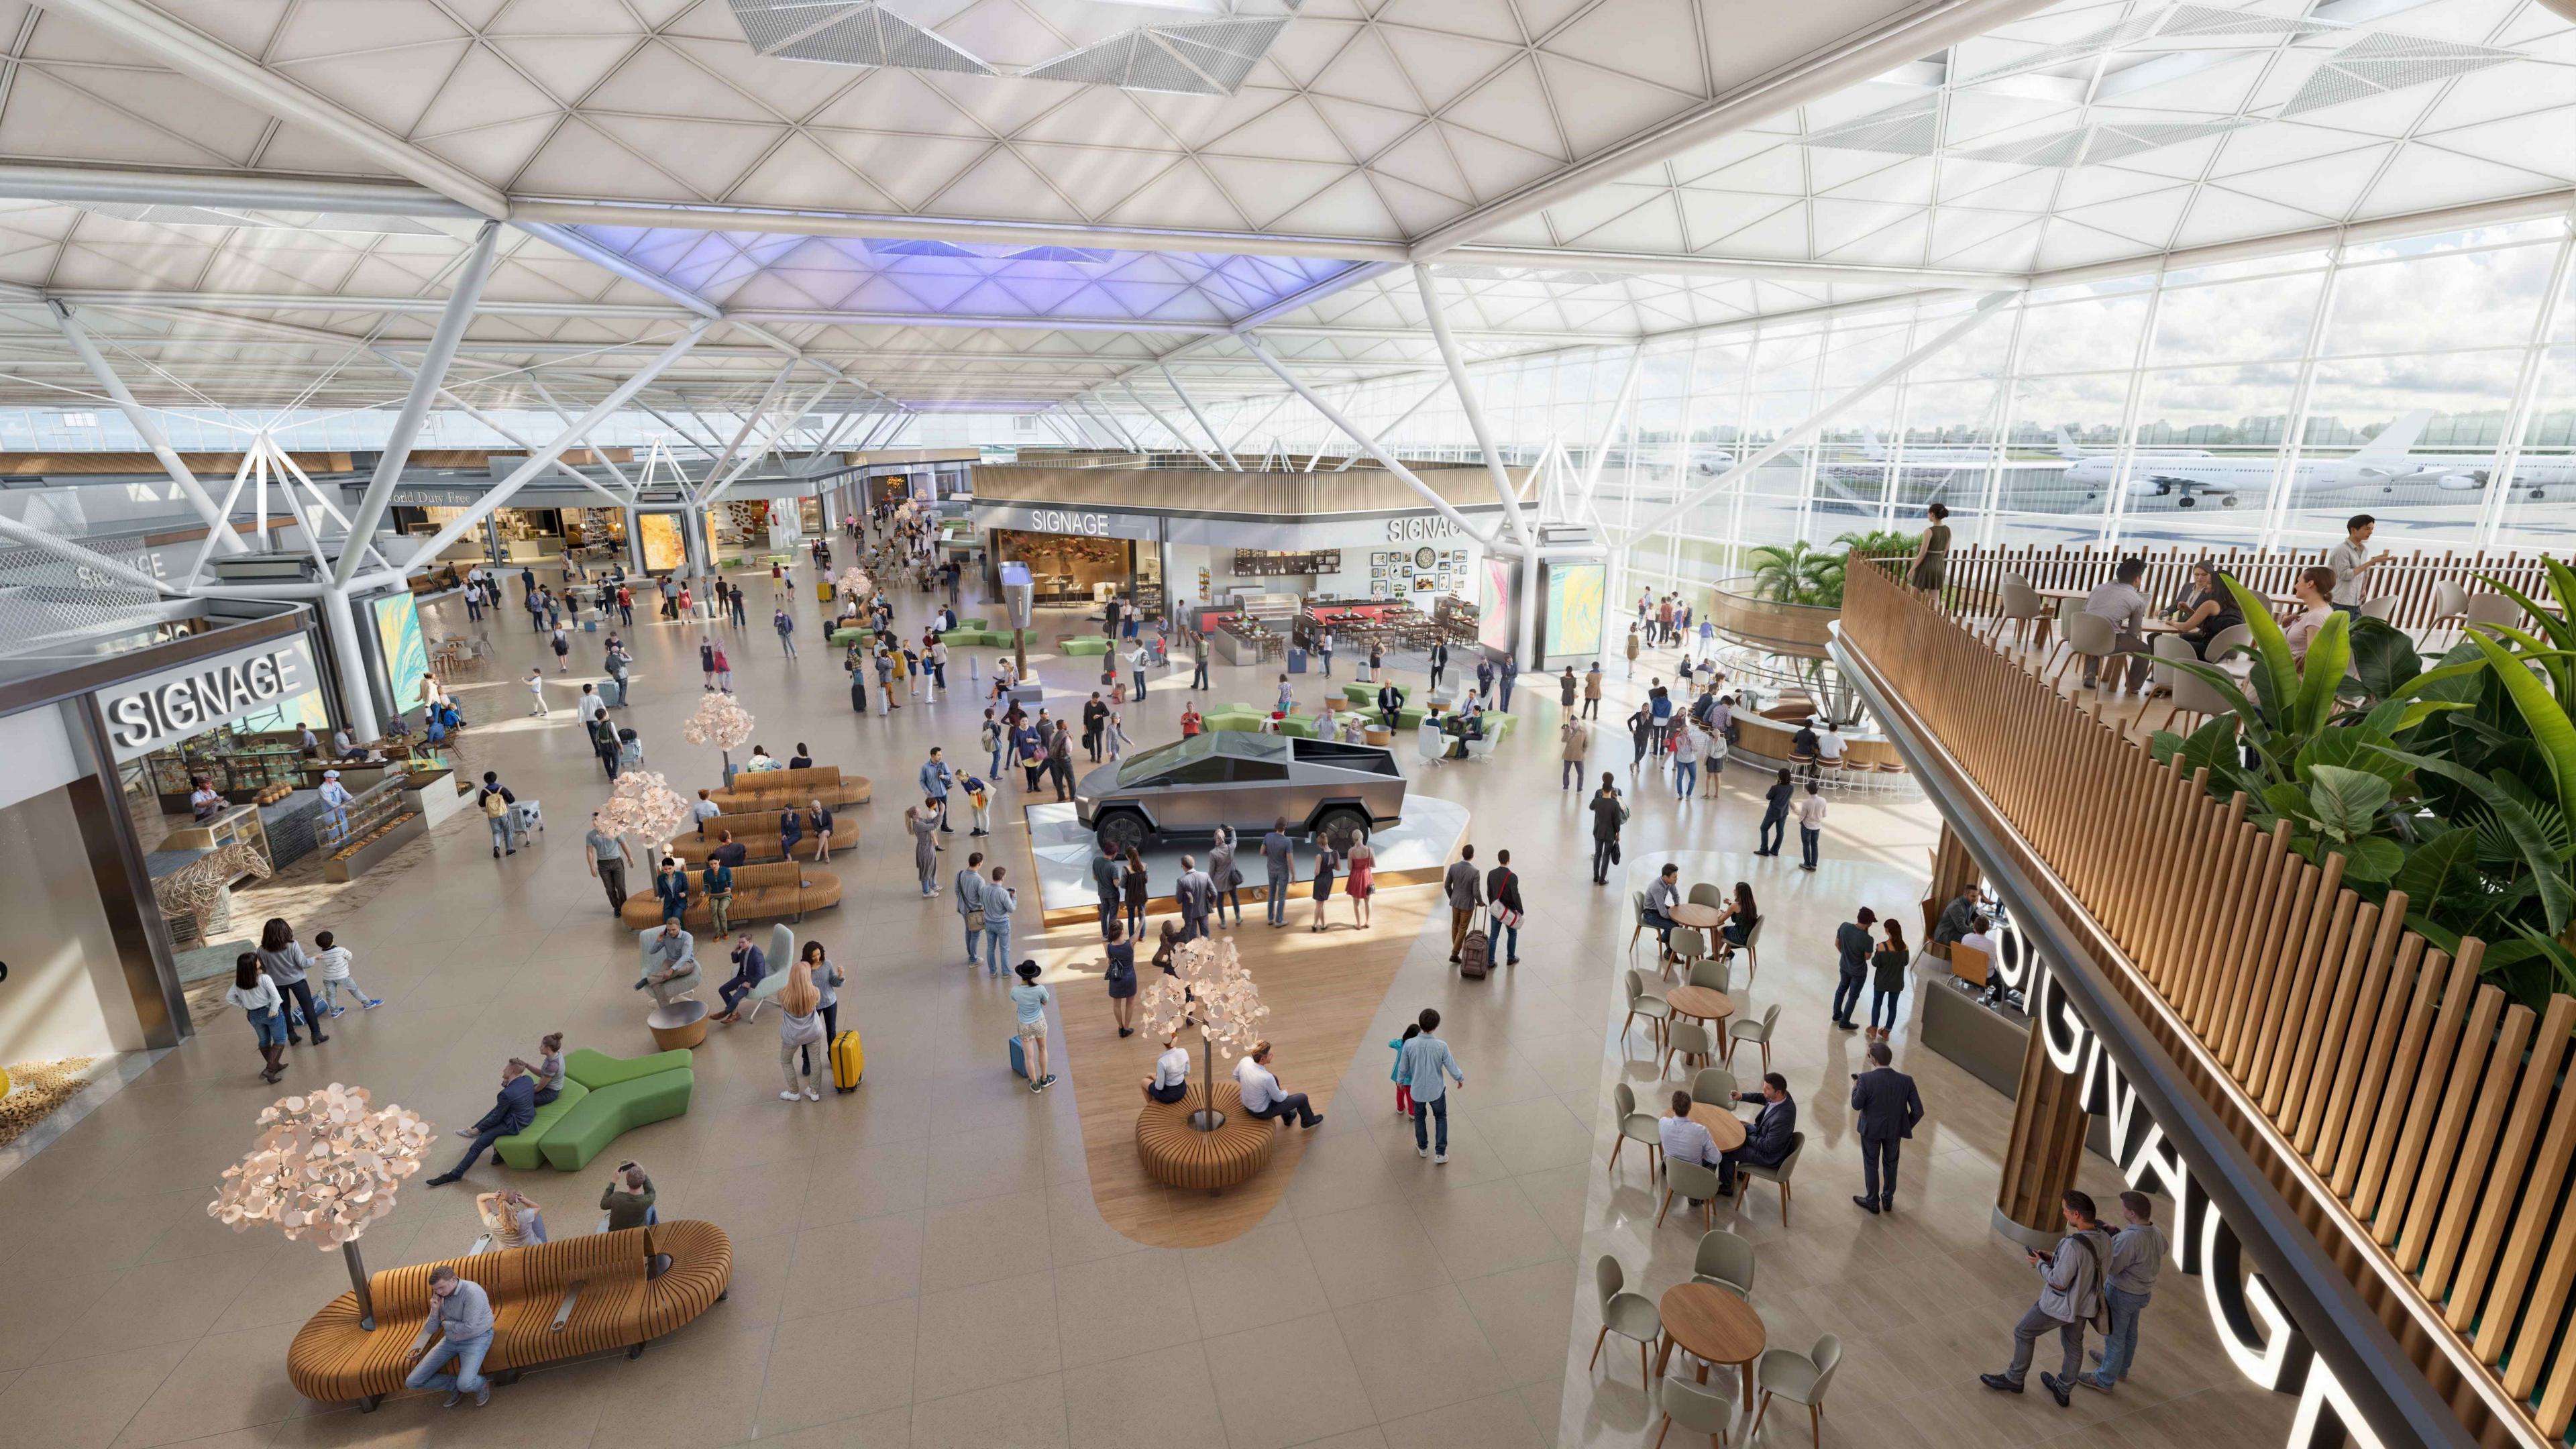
[2054,427,2086,460]
[1860,426,1888,462]
[2354,409,2432,460]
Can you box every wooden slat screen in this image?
[1839,553,2576,1447]
[1915,541,2557,632]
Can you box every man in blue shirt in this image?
[702,855,735,935]
[425,1062,537,1185]
[1395,1008,1466,1163]
[713,933,765,1022]
[919,747,955,833]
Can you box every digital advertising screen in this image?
[1544,561,1606,659]
[372,592,429,714]
[638,512,686,572]
[1477,557,1512,653]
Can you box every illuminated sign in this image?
[1385,514,1462,542]
[1979,924,2387,1449]
[102,637,322,761]
[1029,508,1109,537]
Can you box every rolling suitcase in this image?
[830,1030,864,1092]
[1458,910,1491,979]
[1009,1035,1029,1079]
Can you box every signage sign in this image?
[973,502,1161,542]
[386,486,489,507]
[1386,513,1463,542]
[1980,921,2388,1449]
[101,636,322,762]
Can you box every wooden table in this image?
[1668,902,1725,930]
[1673,1102,1746,1151]
[1665,985,1734,1024]
[1656,1281,1766,1407]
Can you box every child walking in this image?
[1389,1022,1419,1116]
[311,929,380,1015]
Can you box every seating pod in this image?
[1060,636,1110,657]
[1135,1081,1276,1190]
[617,861,844,932]
[666,810,837,865]
[491,1080,590,1170]
[707,765,871,813]
[496,1048,694,1171]
[1201,704,1268,733]
[286,1221,733,1408]
[939,627,1009,648]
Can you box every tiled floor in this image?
[0,565,2291,1448]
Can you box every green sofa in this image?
[1340,682,1405,708]
[941,627,1009,648]
[828,625,871,647]
[494,1047,694,1171]
[1202,704,1267,733]
[1060,637,1110,657]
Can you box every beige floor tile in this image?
[912,1272,1061,1403]
[105,1322,307,1448]
[1376,1387,1544,1449]
[0,1262,128,1371]
[1181,1220,1332,1333]
[1061,1339,1226,1449]
[580,1322,774,1449]
[923,1124,1049,1205]
[1409,1177,1567,1282]
[917,1189,1051,1293]
[1456,1259,1582,1387]
[42,1248,274,1364]
[907,1372,1067,1449]
[756,1299,920,1434]
[777,1212,926,1321]
[1203,1309,1374,1449]
[0,1340,193,1449]
[1295,1201,1453,1309]
[1051,1248,1198,1369]
[714,1403,912,1449]
[1333,1285,1513,1422]
[1042,1179,1150,1268]
[798,1138,930,1229]
[1279,1430,1386,1449]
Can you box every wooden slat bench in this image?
[1135,1081,1277,1191]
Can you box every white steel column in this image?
[2475,211,2576,545]
[700,361,798,490]
[528,375,635,491]
[1228,393,1291,457]
[1159,364,1240,470]
[1619,294,2014,547]
[1121,382,1220,469]
[1241,332,1498,543]
[703,378,839,505]
[1415,264,1534,554]
[2253,258,2345,551]
[400,322,715,564]
[378,350,641,503]
[321,586,382,743]
[50,300,247,553]
[2100,274,2172,551]
[335,219,499,584]
[1077,396,1141,451]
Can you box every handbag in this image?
[964,906,987,934]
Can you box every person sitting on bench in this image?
[1234,1041,1322,1130]
[1142,1043,1191,1105]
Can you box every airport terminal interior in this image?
[0,1,2572,1447]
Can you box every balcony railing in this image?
[1837,549,2576,1449]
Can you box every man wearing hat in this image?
[317,769,354,842]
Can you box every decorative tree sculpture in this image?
[837,566,872,602]
[682,690,757,781]
[208,1083,433,1330]
[1138,936,1270,1131]
[596,769,696,859]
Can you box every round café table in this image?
[1664,985,1735,1025]
[1672,1101,1746,1151]
[1656,1281,1766,1409]
[1668,901,1725,930]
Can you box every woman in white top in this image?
[776,966,826,1103]
[1698,720,1726,798]
[224,953,288,1082]
[2284,565,2339,665]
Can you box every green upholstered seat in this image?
[538,1067,693,1171]
[492,1080,590,1171]
[941,628,1007,648]
[828,626,870,647]
[1485,712,1517,741]
[1275,714,1318,737]
[566,1047,694,1089]
[1061,637,1109,657]
[1341,682,1404,708]
[1202,704,1267,733]
[955,616,988,628]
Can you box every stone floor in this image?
[0,561,2292,1449]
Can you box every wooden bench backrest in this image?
[724,765,841,794]
[1950,942,1990,986]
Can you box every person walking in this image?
[603,638,631,708]
[1557,711,1591,790]
[1442,845,1483,963]
[1499,653,1518,712]
[1046,721,1076,802]
[586,813,633,914]
[1081,692,1108,763]
[1307,831,1340,932]
[1982,1191,2113,1407]
[798,938,843,1047]
[981,866,1016,977]
[1486,849,1523,965]
[1589,773,1625,885]
[549,624,571,673]
[1346,832,1375,930]
[908,800,941,897]
[1260,818,1295,927]
[226,953,290,1082]
[2080,1192,2169,1395]
[1796,780,1827,870]
[1558,665,1576,712]
[1089,842,1124,938]
[981,709,1005,782]
[1189,629,1210,690]
[1128,639,1153,698]
[257,918,330,1046]
[1624,621,1641,676]
[1316,627,1334,678]
[615,582,634,628]
[1697,716,1725,798]
[1012,960,1056,1093]
[712,640,733,692]
[1832,906,1875,1030]
[1626,703,1652,776]
[1426,639,1448,693]
[953,851,987,965]
[1104,920,1140,1038]
[310,930,378,1016]
[1849,1040,1923,1214]
[698,639,718,692]
[1758,767,1793,857]
[1209,826,1241,929]
[773,606,797,656]
[1582,660,1603,718]
[1870,919,1911,1040]
[590,712,623,780]
[1673,718,1700,800]
[1395,1008,1463,1162]
[1121,847,1150,940]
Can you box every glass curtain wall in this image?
[1185,213,2576,597]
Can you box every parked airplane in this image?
[2059,411,2433,508]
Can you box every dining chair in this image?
[1690,1065,1738,1106]
[1658,1158,1723,1232]
[1609,1082,1663,1179]
[1669,926,1712,972]
[1686,959,1732,994]
[1726,1004,1780,1071]
[1654,1373,1735,1449]
[1626,890,1651,959]
[2357,595,2397,622]
[1735,1130,1805,1226]
[2202,621,2253,663]
[2053,610,2118,696]
[2036,596,2083,678]
[1662,1019,1716,1079]
[1992,575,2045,652]
[1750,1334,1844,1449]
[1690,1228,1756,1299]
[1726,916,1764,982]
[2465,592,2525,630]
[1623,974,1672,1052]
[1685,882,1724,910]
[1591,1256,1664,1390]
[2429,578,2471,653]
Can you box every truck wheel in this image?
[1312,806,1371,845]
[1095,812,1146,856]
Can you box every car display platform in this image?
[1022,795,1468,926]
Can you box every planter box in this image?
[322,810,426,883]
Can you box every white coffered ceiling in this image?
[0,0,2555,413]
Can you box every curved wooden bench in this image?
[708,770,871,814]
[286,1220,732,1408]
[1136,1081,1277,1191]
[617,861,843,931]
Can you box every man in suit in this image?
[1090,849,1125,940]
[1377,680,1404,731]
[1849,1040,1925,1214]
[1174,853,1215,942]
[1833,906,1876,1030]
[425,1061,538,1185]
[1719,1072,1796,1196]
[1426,639,1448,692]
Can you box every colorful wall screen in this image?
[372,592,429,714]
